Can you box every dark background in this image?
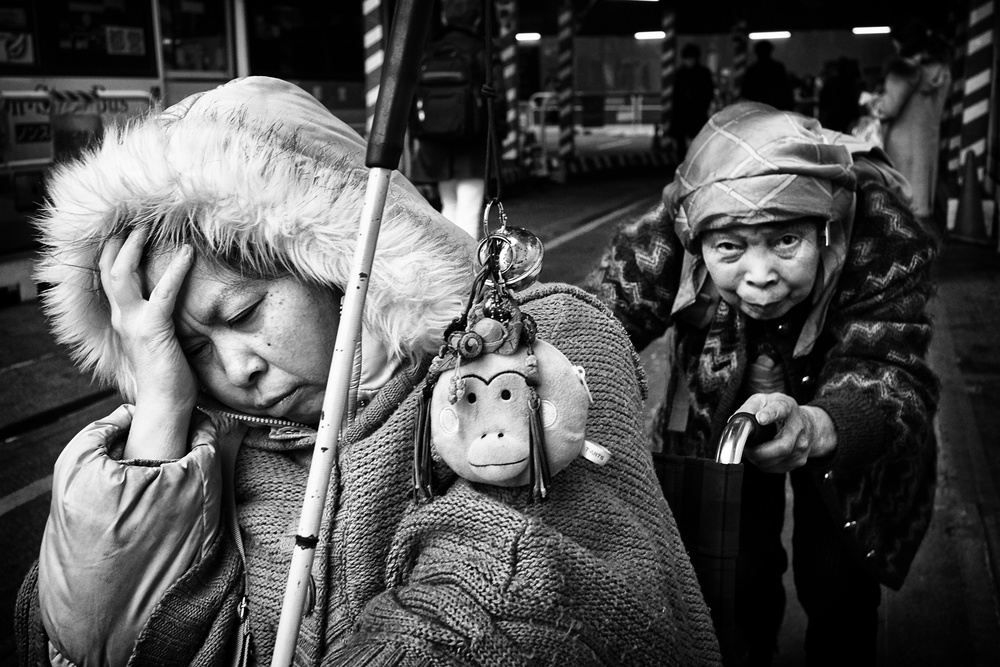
[517,0,955,36]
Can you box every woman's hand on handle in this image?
[736,392,838,473]
[99,228,196,459]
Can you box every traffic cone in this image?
[951,151,992,245]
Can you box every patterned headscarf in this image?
[666,102,911,357]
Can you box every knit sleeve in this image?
[331,286,721,666]
[808,181,939,588]
[582,201,686,352]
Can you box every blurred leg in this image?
[453,177,486,241]
[790,470,881,667]
[438,179,459,227]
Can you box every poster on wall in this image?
[0,2,36,66]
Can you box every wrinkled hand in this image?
[736,392,838,474]
[100,228,196,458]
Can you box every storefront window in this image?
[159,0,230,76]
[0,0,157,77]
[246,0,363,81]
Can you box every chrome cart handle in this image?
[716,412,778,465]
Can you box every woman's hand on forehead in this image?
[99,228,199,459]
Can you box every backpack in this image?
[410,36,485,142]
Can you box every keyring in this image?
[481,196,508,239]
[475,197,545,292]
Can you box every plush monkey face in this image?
[430,339,590,486]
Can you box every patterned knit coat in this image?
[585,177,939,590]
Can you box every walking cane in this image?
[270,1,434,663]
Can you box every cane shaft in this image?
[271,0,433,658]
[270,168,390,665]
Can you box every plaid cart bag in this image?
[653,412,775,666]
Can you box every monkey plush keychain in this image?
[413,200,609,503]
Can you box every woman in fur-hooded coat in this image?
[15,77,720,667]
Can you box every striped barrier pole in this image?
[944,12,968,178]
[556,0,575,173]
[657,8,676,152]
[363,0,385,136]
[496,0,520,167]
[730,20,747,103]
[959,0,995,188]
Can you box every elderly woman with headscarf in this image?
[586,102,939,667]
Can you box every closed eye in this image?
[182,340,211,359]
[227,299,261,327]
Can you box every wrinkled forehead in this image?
[701,217,824,240]
[138,245,248,302]
[133,226,289,298]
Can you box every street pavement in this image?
[2,166,999,665]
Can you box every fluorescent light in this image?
[515,32,541,42]
[748,31,791,40]
[853,26,891,35]
[635,31,666,40]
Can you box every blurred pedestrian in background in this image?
[819,56,864,133]
[791,73,819,119]
[587,102,938,667]
[669,43,716,156]
[870,18,952,226]
[409,0,497,241]
[740,40,795,111]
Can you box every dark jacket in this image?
[585,176,939,590]
[671,63,716,141]
[741,57,795,111]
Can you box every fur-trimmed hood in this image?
[35,76,477,401]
